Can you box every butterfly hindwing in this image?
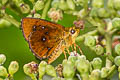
[26,19,64,59]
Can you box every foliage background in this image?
[0,2,119,80]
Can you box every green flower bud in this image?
[34,0,44,11]
[107,0,114,9]
[51,0,59,8]
[52,77,61,80]
[119,72,120,80]
[23,62,38,80]
[73,9,86,19]
[34,13,41,18]
[106,21,113,32]
[20,4,30,14]
[89,8,98,17]
[2,0,8,5]
[46,65,56,77]
[12,0,23,7]
[114,0,120,10]
[84,36,96,47]
[77,55,86,60]
[29,0,35,4]
[89,63,93,73]
[114,56,120,66]
[91,58,102,70]
[112,18,120,29]
[97,8,110,18]
[62,59,67,66]
[0,66,8,77]
[76,56,90,74]
[73,0,88,6]
[48,8,63,22]
[68,55,77,65]
[0,19,11,28]
[92,0,104,8]
[89,69,101,80]
[118,66,120,72]
[66,0,75,10]
[115,43,120,55]
[81,72,89,80]
[0,3,2,9]
[101,67,109,78]
[118,66,120,79]
[110,9,117,17]
[23,64,33,76]
[38,61,47,79]
[8,61,19,75]
[27,14,32,17]
[94,45,104,55]
[117,11,120,17]
[107,65,116,76]
[58,0,69,10]
[63,61,75,78]
[0,54,6,65]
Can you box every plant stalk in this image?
[3,14,20,28]
[105,33,114,68]
[76,29,98,42]
[41,0,52,19]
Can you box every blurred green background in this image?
[0,14,95,80]
[0,10,118,80]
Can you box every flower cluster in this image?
[0,54,19,80]
[0,0,51,27]
[1,0,120,79]
[23,52,116,80]
[23,61,56,80]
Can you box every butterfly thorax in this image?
[62,27,80,48]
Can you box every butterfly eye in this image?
[70,29,75,34]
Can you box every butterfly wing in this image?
[22,18,64,41]
[22,18,40,41]
[22,18,65,60]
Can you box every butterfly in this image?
[21,18,83,64]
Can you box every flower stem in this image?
[105,33,114,68]
[75,29,98,42]
[107,65,116,79]
[3,14,20,28]
[110,29,118,35]
[41,0,52,19]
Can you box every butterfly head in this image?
[69,26,80,37]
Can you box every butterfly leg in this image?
[63,51,67,59]
[61,46,67,59]
[77,45,83,55]
[66,48,70,55]
[73,44,77,51]
[73,43,83,55]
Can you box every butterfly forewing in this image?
[22,18,40,41]
[22,18,65,60]
[22,18,64,41]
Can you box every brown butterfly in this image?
[21,18,83,64]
